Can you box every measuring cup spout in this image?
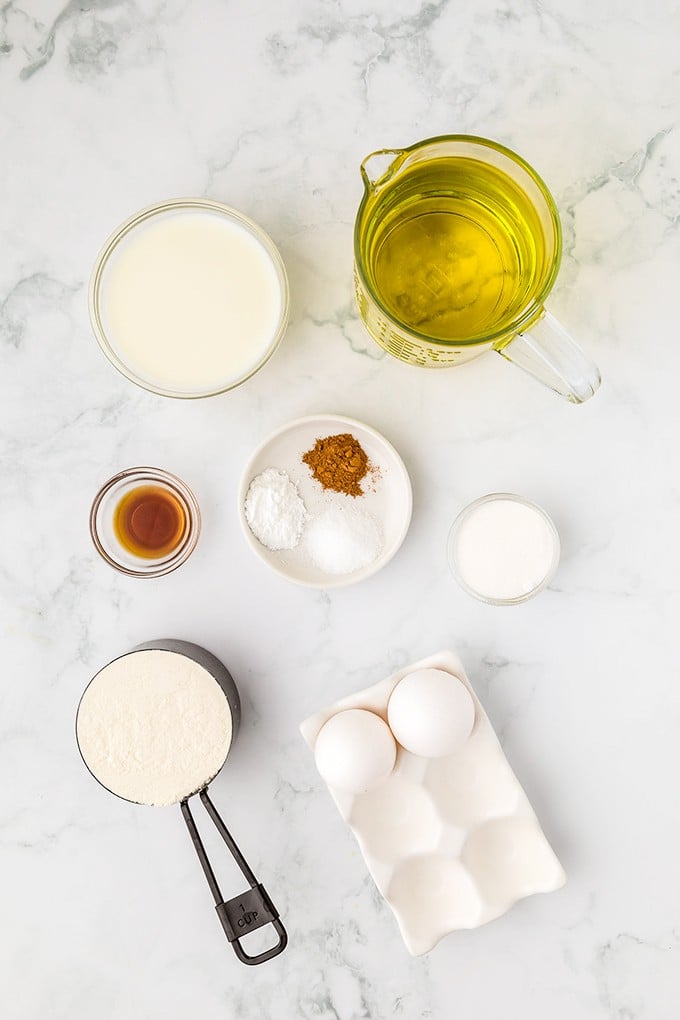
[360,149,406,191]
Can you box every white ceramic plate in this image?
[238,414,412,588]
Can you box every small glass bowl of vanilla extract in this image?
[90,467,201,577]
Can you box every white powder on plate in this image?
[305,505,383,575]
[244,467,308,550]
[76,649,233,806]
[452,497,558,602]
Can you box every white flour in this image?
[76,649,233,807]
[244,467,308,550]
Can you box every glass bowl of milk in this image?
[447,493,560,605]
[89,199,290,398]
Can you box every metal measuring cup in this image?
[76,639,287,966]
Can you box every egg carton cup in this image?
[300,649,566,956]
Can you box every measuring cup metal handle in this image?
[220,905,288,966]
[180,792,287,966]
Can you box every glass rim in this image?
[89,465,201,577]
[354,134,563,347]
[447,492,560,606]
[88,198,291,399]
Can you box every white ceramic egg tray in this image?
[300,650,565,956]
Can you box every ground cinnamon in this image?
[302,433,370,497]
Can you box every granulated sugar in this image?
[76,649,233,806]
[305,505,383,575]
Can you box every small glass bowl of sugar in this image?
[447,493,560,606]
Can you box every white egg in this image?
[314,708,397,794]
[387,668,475,758]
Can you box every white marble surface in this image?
[1,1,679,1017]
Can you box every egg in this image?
[314,708,397,794]
[387,668,475,758]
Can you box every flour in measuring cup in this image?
[76,650,233,806]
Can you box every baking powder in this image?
[244,468,308,550]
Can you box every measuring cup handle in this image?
[180,793,287,965]
[496,309,601,403]
[218,900,288,965]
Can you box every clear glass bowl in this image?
[447,493,560,606]
[89,467,201,577]
[88,198,290,399]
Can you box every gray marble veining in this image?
[1,0,680,1017]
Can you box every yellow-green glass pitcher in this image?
[354,135,601,403]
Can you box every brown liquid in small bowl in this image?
[113,485,187,559]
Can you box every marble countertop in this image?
[2,1,679,1017]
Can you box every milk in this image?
[97,206,286,395]
[449,494,559,603]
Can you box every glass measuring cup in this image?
[354,135,601,403]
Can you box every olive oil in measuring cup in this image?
[363,155,549,343]
[354,136,601,402]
